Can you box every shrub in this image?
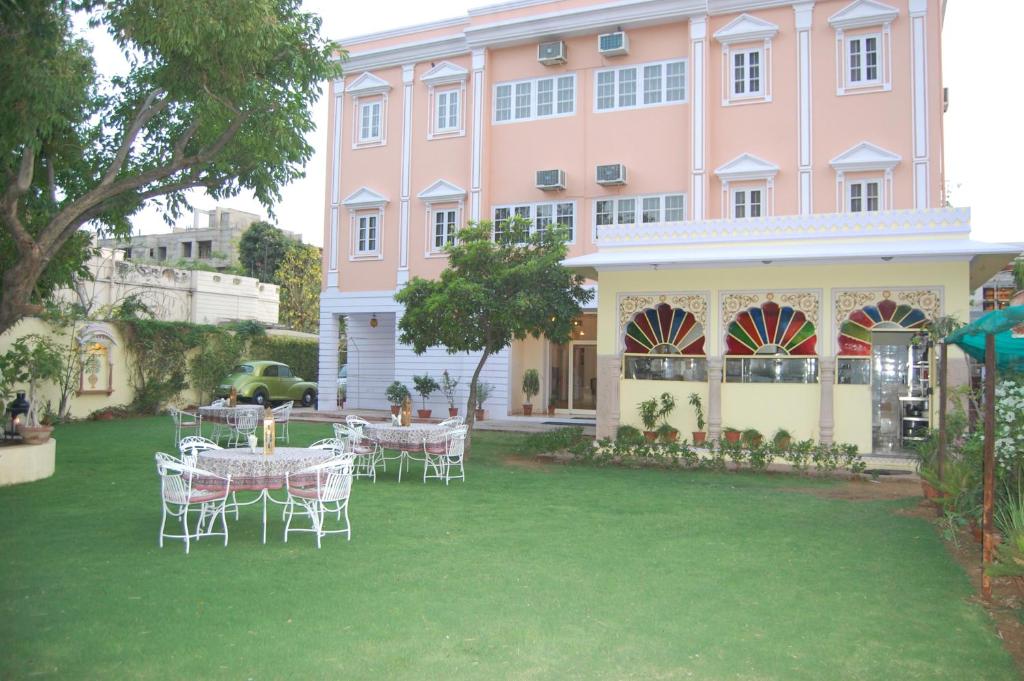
[247,335,318,382]
[385,381,410,406]
[523,427,590,454]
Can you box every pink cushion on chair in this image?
[189,490,227,503]
[424,442,447,453]
[287,487,321,499]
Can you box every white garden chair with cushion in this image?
[208,399,228,442]
[333,424,377,482]
[283,457,354,548]
[340,417,387,471]
[438,415,465,428]
[227,407,261,448]
[439,426,467,485]
[155,454,232,554]
[272,401,293,443]
[169,407,201,447]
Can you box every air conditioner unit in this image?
[596,163,627,185]
[598,31,629,57]
[535,169,566,190]
[538,40,567,65]
[943,87,949,113]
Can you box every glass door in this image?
[871,331,912,453]
[570,343,597,412]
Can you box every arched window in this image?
[77,323,117,396]
[725,301,818,383]
[623,303,706,381]
[838,299,927,356]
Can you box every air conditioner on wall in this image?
[598,31,629,56]
[538,40,567,65]
[596,163,627,185]
[536,169,566,190]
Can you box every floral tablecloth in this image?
[196,447,333,490]
[198,405,263,424]
[363,423,452,451]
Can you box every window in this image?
[433,209,457,249]
[359,100,382,142]
[595,59,687,111]
[493,75,576,123]
[732,48,762,97]
[356,214,378,253]
[724,301,818,383]
[435,89,459,133]
[181,242,192,258]
[198,240,212,259]
[847,34,880,85]
[262,365,279,378]
[157,246,167,261]
[595,200,614,226]
[664,194,685,221]
[642,197,660,223]
[623,303,707,382]
[617,199,635,224]
[278,365,292,378]
[594,194,686,234]
[848,180,880,212]
[220,212,230,228]
[732,189,762,218]
[124,248,133,260]
[492,202,575,242]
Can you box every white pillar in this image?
[819,356,835,444]
[910,0,929,208]
[398,64,414,285]
[470,48,486,223]
[707,356,723,441]
[327,78,344,288]
[317,311,340,412]
[690,16,707,221]
[795,2,814,215]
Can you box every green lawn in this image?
[0,417,1016,680]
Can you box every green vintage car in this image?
[215,361,318,407]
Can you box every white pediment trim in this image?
[416,179,467,203]
[714,153,780,181]
[828,0,899,30]
[420,61,469,85]
[342,187,389,209]
[347,72,392,96]
[713,13,779,44]
[829,142,902,172]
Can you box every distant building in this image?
[971,256,1023,320]
[98,206,302,272]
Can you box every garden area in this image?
[1,416,1020,680]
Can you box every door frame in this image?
[555,340,597,415]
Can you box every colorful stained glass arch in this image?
[838,299,928,356]
[726,301,817,356]
[624,303,705,355]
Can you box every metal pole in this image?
[982,332,996,601]
[937,342,948,482]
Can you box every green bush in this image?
[247,336,318,382]
[523,427,590,454]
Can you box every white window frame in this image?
[833,27,893,96]
[730,47,764,100]
[720,42,772,106]
[491,201,576,243]
[846,33,882,87]
[730,187,764,219]
[592,193,687,241]
[350,209,383,259]
[594,59,688,112]
[352,96,387,148]
[432,207,459,252]
[492,74,577,125]
[429,85,465,139]
[846,178,882,213]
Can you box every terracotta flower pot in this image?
[724,431,741,443]
[921,480,942,500]
[692,431,707,445]
[661,430,679,443]
[523,404,533,416]
[643,431,658,443]
[18,424,54,445]
[475,408,485,421]
[776,437,791,450]
[448,407,459,417]
[417,409,432,419]
[95,411,114,421]
[390,405,401,416]
[547,405,556,416]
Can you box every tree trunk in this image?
[0,249,49,336]
[463,347,491,455]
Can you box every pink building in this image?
[318,0,1015,450]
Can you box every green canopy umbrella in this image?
[944,303,1024,600]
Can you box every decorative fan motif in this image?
[838,299,927,356]
[624,303,705,355]
[726,301,817,356]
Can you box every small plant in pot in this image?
[656,392,678,443]
[474,382,493,421]
[521,369,540,416]
[412,374,440,419]
[741,428,763,448]
[638,397,660,442]
[441,370,459,417]
[688,392,706,445]
[385,381,410,416]
[773,428,792,450]
[723,427,742,444]
[547,390,558,416]
[0,334,64,444]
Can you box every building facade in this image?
[99,206,302,273]
[318,0,1018,452]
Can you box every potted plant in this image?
[547,389,558,416]
[773,428,792,450]
[441,370,459,417]
[723,427,741,444]
[741,428,763,448]
[656,392,678,442]
[385,381,410,416]
[638,397,659,442]
[521,369,540,416]
[0,334,64,444]
[688,392,706,444]
[474,382,493,421]
[412,374,440,419]
[656,422,679,444]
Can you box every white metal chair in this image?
[208,399,228,441]
[333,424,377,482]
[438,426,467,485]
[169,407,201,447]
[283,457,354,548]
[309,437,345,453]
[155,454,232,554]
[422,428,450,483]
[340,417,387,473]
[273,401,293,443]
[227,407,261,448]
[438,415,465,428]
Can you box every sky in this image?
[89,0,1022,246]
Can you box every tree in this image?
[275,242,321,333]
[0,0,341,336]
[395,217,593,450]
[239,221,293,282]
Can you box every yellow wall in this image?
[620,379,707,437]
[721,383,820,442]
[834,384,873,452]
[508,335,548,413]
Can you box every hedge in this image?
[247,336,319,383]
